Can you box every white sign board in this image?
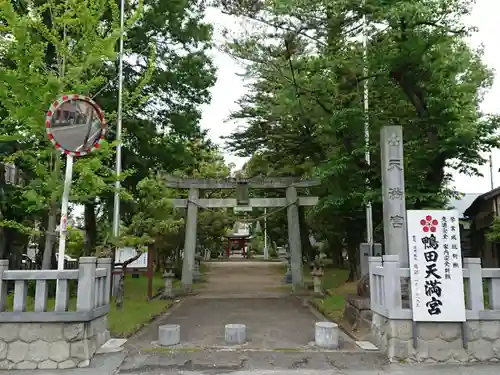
[407,210,466,322]
[114,247,148,269]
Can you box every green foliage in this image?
[0,0,219,266]
[66,226,85,258]
[222,0,500,277]
[486,217,500,243]
[126,176,184,246]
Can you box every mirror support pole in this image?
[57,154,74,271]
[112,0,125,239]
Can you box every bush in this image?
[269,247,278,258]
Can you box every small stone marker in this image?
[315,321,339,349]
[225,324,246,345]
[158,324,180,346]
[355,340,378,351]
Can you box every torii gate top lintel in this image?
[163,176,321,189]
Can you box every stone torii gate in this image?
[165,176,320,291]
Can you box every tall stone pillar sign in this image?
[380,126,408,267]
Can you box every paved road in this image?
[51,123,101,151]
[105,262,500,374]
[7,261,500,374]
[120,365,500,375]
[117,351,500,375]
[125,261,347,352]
[2,351,499,375]
[195,261,288,298]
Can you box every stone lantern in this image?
[311,258,324,295]
[193,252,202,283]
[163,259,175,299]
[283,253,292,284]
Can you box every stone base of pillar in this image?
[343,294,372,335]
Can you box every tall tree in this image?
[218,0,500,277]
[0,0,146,267]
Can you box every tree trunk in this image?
[84,201,97,256]
[0,166,6,259]
[0,227,5,260]
[115,249,144,310]
[42,207,57,270]
[346,240,360,282]
[43,154,61,270]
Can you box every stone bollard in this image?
[158,324,181,346]
[225,324,246,345]
[315,322,339,349]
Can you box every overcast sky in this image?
[199,1,500,195]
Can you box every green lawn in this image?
[107,273,174,337]
[306,267,357,322]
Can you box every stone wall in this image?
[0,315,109,370]
[343,295,372,334]
[371,312,500,362]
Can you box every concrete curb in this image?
[117,350,389,373]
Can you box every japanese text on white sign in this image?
[407,210,466,322]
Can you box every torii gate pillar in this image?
[182,187,199,291]
[286,186,304,288]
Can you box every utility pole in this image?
[264,208,268,260]
[489,153,494,190]
[112,0,125,239]
[362,11,373,251]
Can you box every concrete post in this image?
[381,126,409,267]
[158,324,180,346]
[13,280,27,312]
[286,186,303,288]
[34,280,48,312]
[54,279,69,312]
[463,258,484,312]
[98,258,112,305]
[382,255,402,315]
[368,256,383,308]
[0,260,8,312]
[315,322,339,349]
[182,187,199,291]
[359,243,371,276]
[77,257,97,312]
[225,324,246,345]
